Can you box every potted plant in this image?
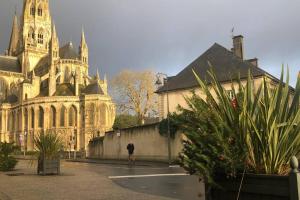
[177,67,300,199]
[35,131,63,175]
[0,142,19,171]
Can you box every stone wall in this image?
[88,123,184,162]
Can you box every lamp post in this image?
[156,73,171,165]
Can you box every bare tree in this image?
[111,70,158,125]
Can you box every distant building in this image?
[0,0,116,151]
[156,35,282,119]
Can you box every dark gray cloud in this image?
[0,0,299,85]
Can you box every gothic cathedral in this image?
[0,0,116,152]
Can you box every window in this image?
[60,106,66,127]
[28,28,35,40]
[30,5,35,16]
[38,33,43,44]
[69,106,77,127]
[50,106,56,127]
[38,107,44,128]
[24,109,28,130]
[37,6,42,16]
[31,108,35,129]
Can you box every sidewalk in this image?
[66,158,173,167]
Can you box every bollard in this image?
[289,156,300,200]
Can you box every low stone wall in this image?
[88,123,184,162]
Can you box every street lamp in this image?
[155,73,171,165]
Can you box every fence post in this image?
[289,156,300,200]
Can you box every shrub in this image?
[178,67,300,185]
[0,142,19,171]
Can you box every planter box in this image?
[37,159,60,175]
[206,173,294,200]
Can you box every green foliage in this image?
[179,67,300,185]
[158,113,179,138]
[0,142,19,171]
[34,131,63,160]
[113,114,139,129]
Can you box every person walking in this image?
[127,143,135,165]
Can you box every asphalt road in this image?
[0,160,204,200]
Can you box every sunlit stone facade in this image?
[0,0,116,152]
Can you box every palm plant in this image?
[34,131,63,160]
[179,66,300,184]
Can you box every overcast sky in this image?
[0,0,299,86]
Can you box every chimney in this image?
[232,35,244,60]
[247,58,258,67]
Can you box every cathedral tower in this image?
[21,0,52,70]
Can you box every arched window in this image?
[100,104,107,125]
[37,29,44,44]
[24,108,28,130]
[38,107,44,128]
[37,5,43,16]
[28,27,35,40]
[80,106,85,126]
[69,106,77,127]
[30,5,35,16]
[31,108,35,129]
[0,78,8,102]
[89,103,95,126]
[60,106,66,127]
[50,106,56,127]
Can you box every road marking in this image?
[108,173,188,179]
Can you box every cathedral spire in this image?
[8,13,19,56]
[79,28,88,65]
[49,23,59,64]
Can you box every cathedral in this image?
[0,0,116,152]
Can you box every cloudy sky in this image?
[0,0,299,86]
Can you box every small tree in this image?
[0,142,19,171]
[111,70,158,125]
[113,114,139,129]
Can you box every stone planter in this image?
[206,157,300,200]
[206,174,290,200]
[37,159,60,175]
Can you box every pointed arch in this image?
[50,106,56,127]
[69,105,77,127]
[24,108,28,130]
[30,4,35,16]
[28,27,35,40]
[37,4,43,16]
[80,106,85,126]
[37,28,44,44]
[60,105,66,127]
[38,106,44,128]
[31,108,35,129]
[100,104,107,125]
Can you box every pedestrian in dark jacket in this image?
[127,143,135,165]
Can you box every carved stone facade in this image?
[0,0,116,151]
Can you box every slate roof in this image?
[54,83,75,96]
[0,56,21,73]
[1,94,18,104]
[82,82,104,95]
[157,43,276,93]
[59,42,79,60]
